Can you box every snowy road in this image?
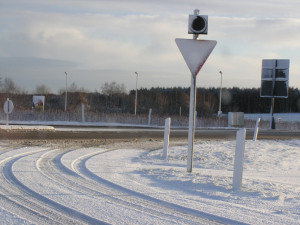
[0,143,238,224]
[0,138,299,224]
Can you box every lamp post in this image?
[134,72,138,115]
[64,72,68,112]
[218,71,222,118]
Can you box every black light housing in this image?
[188,15,208,34]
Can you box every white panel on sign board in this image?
[276,59,290,69]
[262,59,276,68]
[262,69,273,79]
[175,38,217,77]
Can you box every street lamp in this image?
[64,72,68,112]
[218,71,222,118]
[134,72,138,115]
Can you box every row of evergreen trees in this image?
[2,87,300,116]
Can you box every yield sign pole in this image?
[187,66,197,173]
[175,38,217,172]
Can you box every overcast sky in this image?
[1,0,300,93]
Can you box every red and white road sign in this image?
[175,38,217,77]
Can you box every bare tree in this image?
[1,77,21,93]
[69,82,78,92]
[35,84,51,94]
[101,81,127,96]
[59,82,88,94]
[101,81,127,108]
[0,74,2,89]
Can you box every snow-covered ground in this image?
[0,138,299,224]
[244,113,300,122]
[2,112,300,127]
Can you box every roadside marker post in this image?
[163,117,171,159]
[253,118,261,141]
[175,9,217,172]
[233,128,246,191]
[82,104,85,122]
[148,108,152,126]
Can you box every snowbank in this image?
[0,125,55,131]
[88,139,300,224]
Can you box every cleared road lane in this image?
[0,126,300,140]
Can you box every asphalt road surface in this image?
[1,126,300,140]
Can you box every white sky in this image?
[1,0,300,93]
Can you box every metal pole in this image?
[218,71,222,118]
[271,97,275,129]
[134,72,138,115]
[187,73,197,172]
[64,72,68,112]
[187,9,199,173]
[6,98,9,125]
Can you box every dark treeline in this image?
[1,87,300,116]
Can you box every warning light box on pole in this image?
[260,59,290,98]
[175,9,217,173]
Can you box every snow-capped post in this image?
[148,108,152,126]
[253,117,261,141]
[3,98,14,125]
[82,104,85,122]
[233,128,247,191]
[163,117,171,159]
[175,9,217,172]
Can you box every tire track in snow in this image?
[0,148,63,224]
[70,148,246,224]
[38,149,192,224]
[0,146,246,224]
[0,147,107,224]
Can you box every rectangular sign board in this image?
[260,59,289,98]
[32,96,45,111]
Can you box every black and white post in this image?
[3,98,14,125]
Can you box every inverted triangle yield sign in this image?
[175,38,217,77]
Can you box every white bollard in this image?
[233,128,246,191]
[148,108,152,126]
[253,118,261,141]
[82,104,85,122]
[163,117,171,159]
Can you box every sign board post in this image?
[3,98,14,125]
[260,59,290,129]
[175,9,217,173]
[187,72,197,172]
